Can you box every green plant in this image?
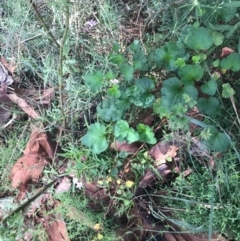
[81,22,240,154]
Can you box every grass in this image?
[1,0,240,240]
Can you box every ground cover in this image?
[0,0,240,240]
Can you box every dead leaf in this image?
[143,114,154,126]
[55,177,71,193]
[220,47,234,57]
[44,216,70,241]
[10,131,57,200]
[14,87,54,105]
[148,141,179,165]
[10,154,46,200]
[7,93,39,118]
[1,57,16,74]
[27,193,50,217]
[110,140,140,153]
[42,199,70,241]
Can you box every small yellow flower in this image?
[106,177,112,183]
[97,233,103,240]
[93,223,101,231]
[116,179,121,185]
[125,180,134,188]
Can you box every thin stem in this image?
[29,0,60,48]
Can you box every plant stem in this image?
[29,0,60,49]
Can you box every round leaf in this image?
[222,83,235,98]
[184,27,213,50]
[84,71,104,91]
[200,80,217,96]
[136,78,155,92]
[202,132,230,152]
[137,124,157,144]
[114,120,129,140]
[161,77,198,109]
[178,65,204,85]
[109,53,125,65]
[220,53,240,71]
[197,97,219,115]
[81,123,108,154]
[212,31,224,46]
[120,63,134,81]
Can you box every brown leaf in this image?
[55,177,71,193]
[14,87,54,105]
[44,216,70,241]
[10,131,57,200]
[143,114,154,126]
[10,154,46,200]
[7,93,39,118]
[0,57,16,74]
[148,141,179,165]
[110,140,140,153]
[27,193,50,217]
[0,90,15,126]
[43,199,70,241]
[220,47,234,57]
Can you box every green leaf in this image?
[238,37,240,54]
[97,98,130,122]
[212,31,224,46]
[114,120,139,143]
[133,49,148,71]
[129,40,141,52]
[112,43,120,52]
[197,97,219,115]
[223,1,240,7]
[154,41,186,71]
[109,53,125,65]
[153,99,170,117]
[136,78,155,92]
[107,85,121,98]
[120,63,134,81]
[114,120,129,140]
[175,58,185,67]
[222,83,235,98]
[133,93,155,108]
[212,59,220,67]
[137,124,157,144]
[81,123,108,154]
[184,27,213,50]
[178,65,204,85]
[226,22,240,39]
[161,77,198,109]
[84,71,104,91]
[127,128,140,143]
[105,71,114,80]
[220,53,240,71]
[200,80,217,96]
[201,126,230,152]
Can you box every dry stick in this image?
[29,0,60,49]
[58,0,70,129]
[2,178,59,225]
[230,96,240,127]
